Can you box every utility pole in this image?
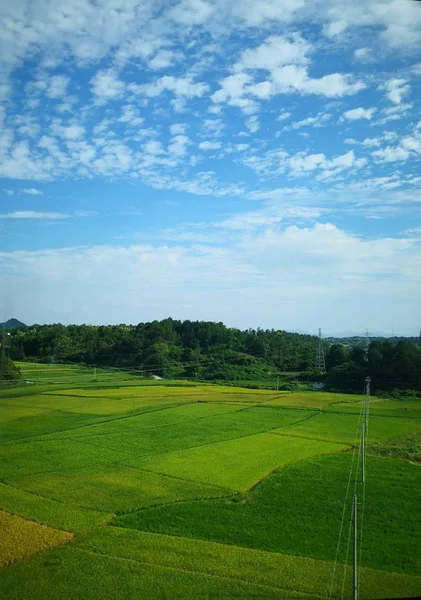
[364,376,370,432]
[352,492,358,600]
[361,423,365,484]
[0,324,5,379]
[276,375,279,391]
[93,366,97,381]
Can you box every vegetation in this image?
[0,511,72,568]
[367,430,421,463]
[0,546,307,600]
[4,319,421,392]
[75,527,421,600]
[7,320,317,376]
[324,339,421,391]
[116,453,421,576]
[141,433,347,491]
[0,382,419,598]
[276,411,421,445]
[0,483,109,533]
[0,355,21,381]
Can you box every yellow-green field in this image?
[0,379,420,599]
[0,510,73,567]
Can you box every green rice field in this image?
[0,373,420,599]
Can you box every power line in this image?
[329,377,370,600]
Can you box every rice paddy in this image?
[0,377,420,599]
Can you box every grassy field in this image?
[14,361,143,385]
[0,510,73,568]
[0,379,420,599]
[117,453,421,575]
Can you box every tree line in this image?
[324,340,421,393]
[4,319,315,380]
[2,320,420,392]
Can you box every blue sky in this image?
[0,0,420,334]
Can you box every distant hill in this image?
[325,335,420,347]
[0,318,27,330]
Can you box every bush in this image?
[0,355,21,380]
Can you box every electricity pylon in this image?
[316,328,326,373]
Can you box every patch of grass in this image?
[275,412,421,445]
[58,406,315,458]
[0,410,107,443]
[65,402,243,439]
[141,432,347,491]
[115,453,421,576]
[8,465,230,513]
[0,510,73,568]
[0,545,304,600]
[73,526,421,600]
[368,430,421,462]
[0,438,126,479]
[262,391,363,410]
[0,483,109,533]
[14,361,143,385]
[0,404,51,424]
[45,384,278,402]
[0,393,183,414]
[327,397,421,418]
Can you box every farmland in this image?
[0,375,420,599]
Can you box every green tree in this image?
[0,355,21,380]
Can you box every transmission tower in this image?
[315,328,326,373]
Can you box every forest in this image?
[2,319,421,392]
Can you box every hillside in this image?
[0,319,27,330]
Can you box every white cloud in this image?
[405,227,421,236]
[270,67,365,98]
[372,146,410,162]
[2,223,420,333]
[168,135,191,157]
[116,36,169,65]
[46,75,70,99]
[118,105,144,127]
[288,150,356,173]
[211,73,257,113]
[212,33,365,112]
[245,115,260,133]
[140,76,208,98]
[144,140,164,155]
[381,78,410,105]
[198,141,222,150]
[20,188,44,196]
[201,119,224,137]
[354,47,371,62]
[286,112,330,130]
[149,50,180,70]
[277,111,292,122]
[51,121,86,140]
[2,189,14,196]
[91,69,125,103]
[0,211,70,220]
[342,107,376,121]
[236,34,311,72]
[376,103,412,125]
[167,0,215,26]
[324,20,347,38]
[401,136,421,153]
[170,123,187,136]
